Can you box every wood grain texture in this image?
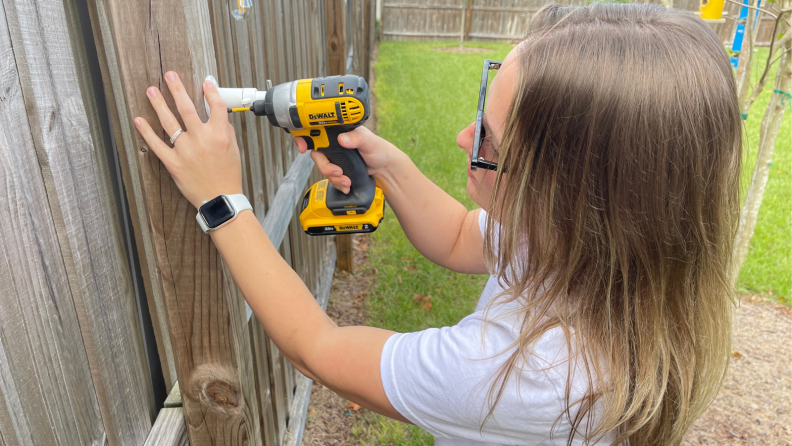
[164,381,183,408]
[83,0,178,390]
[250,321,278,446]
[325,0,354,273]
[325,0,346,76]
[3,0,155,443]
[144,408,189,446]
[282,375,312,446]
[0,4,105,445]
[87,0,262,444]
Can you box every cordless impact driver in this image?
[209,75,384,236]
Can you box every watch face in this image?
[200,196,235,229]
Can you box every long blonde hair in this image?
[483,4,741,444]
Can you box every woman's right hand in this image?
[293,126,397,194]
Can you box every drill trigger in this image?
[301,136,315,152]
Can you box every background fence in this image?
[380,0,781,45]
[0,0,374,445]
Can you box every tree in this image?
[731,1,792,284]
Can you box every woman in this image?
[134,3,741,444]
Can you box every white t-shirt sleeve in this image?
[379,209,609,444]
[380,313,575,444]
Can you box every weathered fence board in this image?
[2,0,156,444]
[83,0,179,390]
[144,408,189,446]
[0,8,105,445]
[3,0,371,444]
[86,0,263,444]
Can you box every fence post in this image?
[459,0,472,48]
[325,0,355,272]
[464,0,473,42]
[86,0,263,444]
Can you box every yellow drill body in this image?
[246,75,384,235]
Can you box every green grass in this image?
[367,41,513,336]
[360,41,791,445]
[736,48,791,303]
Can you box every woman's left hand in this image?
[134,71,242,209]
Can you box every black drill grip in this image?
[317,147,370,193]
[318,126,374,194]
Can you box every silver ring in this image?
[169,128,184,145]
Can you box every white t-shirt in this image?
[380,210,616,445]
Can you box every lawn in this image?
[356,41,791,444]
[366,41,514,335]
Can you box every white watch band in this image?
[196,194,252,233]
[227,194,252,215]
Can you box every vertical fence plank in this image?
[326,0,346,75]
[0,7,106,445]
[87,0,263,444]
[325,0,355,273]
[3,0,156,443]
[84,0,179,391]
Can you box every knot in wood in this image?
[205,380,240,409]
[190,365,243,415]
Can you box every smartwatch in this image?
[195,194,252,233]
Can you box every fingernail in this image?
[165,72,177,81]
[338,134,350,144]
[204,80,214,89]
[147,87,157,98]
[134,118,142,128]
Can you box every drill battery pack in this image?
[299,179,385,235]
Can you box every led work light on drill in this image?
[211,75,384,236]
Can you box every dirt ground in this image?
[302,233,791,445]
[682,295,791,445]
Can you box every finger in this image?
[336,126,371,149]
[134,117,176,166]
[293,136,308,153]
[146,86,183,138]
[204,80,230,129]
[163,71,203,132]
[310,151,350,193]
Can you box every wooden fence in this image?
[0,0,375,445]
[380,0,781,45]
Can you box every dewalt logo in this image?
[336,225,360,231]
[309,112,335,120]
